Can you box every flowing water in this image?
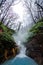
[1,28,38,65]
[1,27,38,65]
[1,0,38,65]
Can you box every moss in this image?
[0,22,19,63]
[0,22,15,35]
[0,22,16,50]
[0,32,13,42]
[30,18,43,34]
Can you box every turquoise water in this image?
[1,57,38,65]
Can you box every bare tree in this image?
[0,0,15,23]
[24,0,43,23]
[0,0,6,7]
[35,0,43,20]
[24,0,36,23]
[0,0,21,31]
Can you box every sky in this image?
[0,0,43,30]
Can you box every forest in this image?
[0,0,43,65]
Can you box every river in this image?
[1,0,38,65]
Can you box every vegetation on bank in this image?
[30,18,43,34]
[26,18,43,43]
[26,18,43,65]
[0,22,15,35]
[0,22,19,64]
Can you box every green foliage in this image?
[26,18,43,43]
[0,22,16,49]
[0,32,14,43]
[30,18,43,34]
[0,22,16,62]
[0,22,15,35]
